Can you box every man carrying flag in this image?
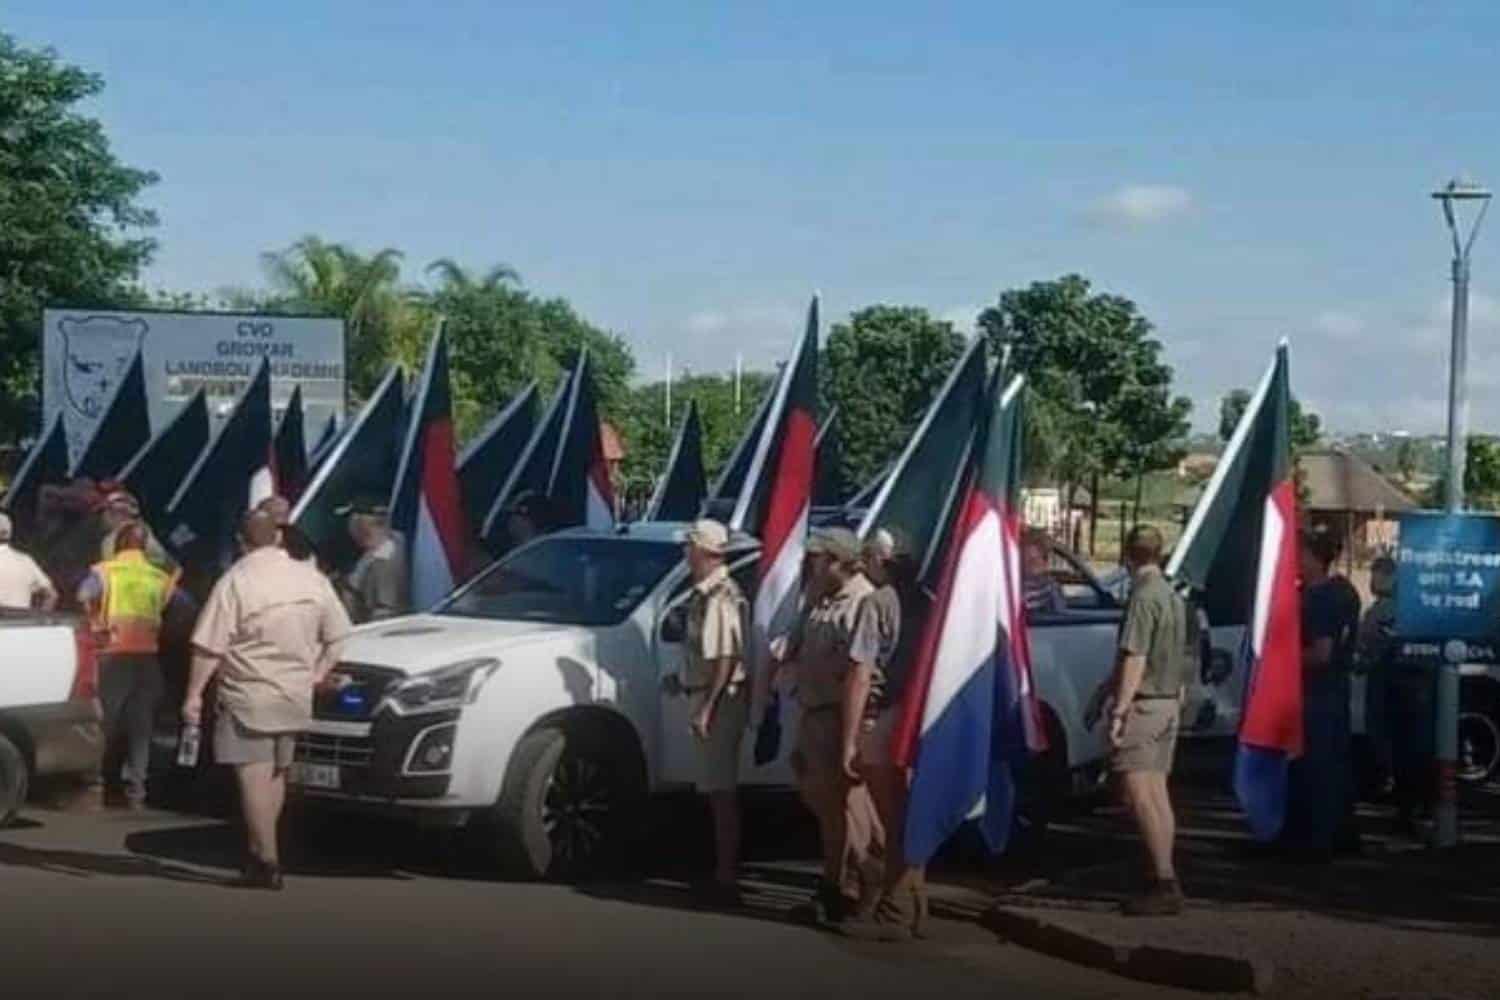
[1086,524,1191,915]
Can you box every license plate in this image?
[291,763,340,789]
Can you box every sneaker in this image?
[1121,879,1185,917]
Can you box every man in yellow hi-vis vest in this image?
[77,521,190,809]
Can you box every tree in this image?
[1219,388,1322,451]
[0,33,159,441]
[247,236,419,400]
[823,305,967,491]
[416,259,635,441]
[616,371,776,499]
[1428,436,1500,510]
[977,275,1192,520]
[1395,438,1418,486]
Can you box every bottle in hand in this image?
[177,723,201,768]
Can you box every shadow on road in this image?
[122,813,426,881]
[0,840,222,885]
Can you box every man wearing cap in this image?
[0,513,57,611]
[670,518,750,904]
[772,525,886,924]
[338,501,409,623]
[256,496,318,563]
[184,508,352,889]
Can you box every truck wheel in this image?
[489,723,645,881]
[0,733,29,828]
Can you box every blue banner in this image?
[1396,512,1500,641]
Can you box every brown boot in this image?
[1121,878,1185,917]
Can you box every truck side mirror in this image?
[660,605,688,645]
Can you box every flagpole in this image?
[1433,177,1492,849]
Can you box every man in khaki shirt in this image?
[338,501,410,623]
[184,509,350,890]
[771,526,886,925]
[670,518,749,905]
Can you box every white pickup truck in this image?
[0,610,103,825]
[292,524,1246,878]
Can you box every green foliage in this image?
[615,372,775,497]
[1218,388,1323,451]
[226,236,425,402]
[0,32,159,441]
[823,305,967,491]
[1427,435,1500,510]
[417,260,634,442]
[977,275,1192,489]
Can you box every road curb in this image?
[982,905,1276,995]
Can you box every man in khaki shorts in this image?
[771,526,885,925]
[672,518,750,905]
[183,509,351,890]
[1087,524,1189,915]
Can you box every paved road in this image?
[0,798,1184,1000]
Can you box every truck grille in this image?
[296,732,374,771]
[313,662,405,722]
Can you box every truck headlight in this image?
[383,658,499,715]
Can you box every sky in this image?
[13,1,1500,434]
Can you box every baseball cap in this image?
[862,527,899,561]
[808,526,860,563]
[334,496,389,518]
[681,518,729,554]
[256,495,293,526]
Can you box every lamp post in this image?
[1432,176,1492,848]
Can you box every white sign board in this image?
[43,309,345,465]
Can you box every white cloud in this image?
[1313,310,1365,340]
[1087,184,1194,227]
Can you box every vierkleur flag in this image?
[893,373,1043,863]
[70,350,150,481]
[645,399,707,522]
[308,412,342,474]
[813,407,845,508]
[736,298,819,765]
[857,337,988,583]
[1167,342,1302,841]
[482,377,570,551]
[390,326,472,610]
[273,384,309,502]
[118,389,210,530]
[702,368,779,521]
[549,352,615,530]
[2,412,69,539]
[291,366,407,571]
[457,382,538,531]
[164,358,274,562]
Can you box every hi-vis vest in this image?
[91,551,176,656]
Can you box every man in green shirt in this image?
[1088,524,1189,915]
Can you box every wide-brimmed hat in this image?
[681,518,729,555]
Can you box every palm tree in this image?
[422,258,521,295]
[260,237,410,398]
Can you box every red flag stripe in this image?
[1240,479,1304,755]
[419,416,469,579]
[892,481,991,768]
[756,408,817,579]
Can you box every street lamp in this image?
[1432,175,1492,849]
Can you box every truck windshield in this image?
[436,537,680,627]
